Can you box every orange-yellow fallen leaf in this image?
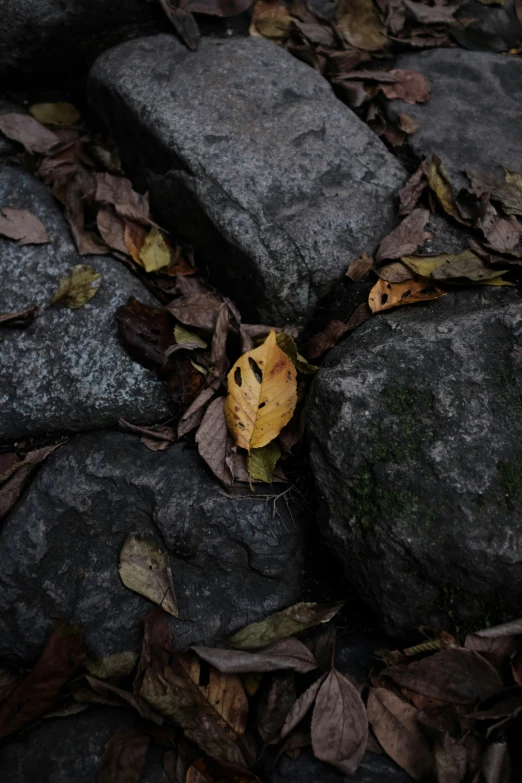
[250,0,292,40]
[368,278,445,313]
[225,331,297,451]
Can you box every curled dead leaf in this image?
[0,207,49,244]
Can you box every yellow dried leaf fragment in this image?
[225,331,297,451]
[50,265,102,308]
[29,102,80,126]
[138,226,171,272]
[369,278,446,313]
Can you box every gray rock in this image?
[386,49,522,190]
[0,0,165,88]
[0,708,168,783]
[88,35,406,325]
[0,165,171,440]
[308,289,522,636]
[0,431,304,662]
[456,0,522,52]
[271,751,412,783]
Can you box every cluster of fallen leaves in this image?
[3,603,522,781]
[309,154,522,359]
[249,0,522,146]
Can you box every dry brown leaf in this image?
[95,172,150,225]
[64,183,109,255]
[346,253,374,280]
[482,215,521,253]
[399,160,429,216]
[98,730,149,783]
[258,673,296,743]
[118,419,176,451]
[382,648,504,705]
[196,397,235,486]
[311,668,368,776]
[337,0,388,50]
[398,113,420,134]
[381,70,430,103]
[367,688,434,781]
[368,278,445,313]
[119,534,178,617]
[306,305,371,359]
[177,652,248,736]
[281,673,327,738]
[168,277,225,333]
[0,444,61,520]
[97,207,128,255]
[225,601,343,650]
[0,306,39,328]
[139,665,246,766]
[0,112,60,154]
[376,261,413,282]
[193,638,318,674]
[376,208,430,262]
[224,330,297,451]
[50,264,102,308]
[0,622,84,741]
[29,102,80,126]
[0,207,49,244]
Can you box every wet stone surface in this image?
[308,288,522,636]
[0,431,304,662]
[0,165,172,441]
[88,34,406,326]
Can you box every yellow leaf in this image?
[50,265,102,308]
[225,331,297,451]
[226,601,344,650]
[249,442,282,483]
[29,102,80,125]
[275,332,318,374]
[402,253,511,285]
[174,324,208,349]
[368,278,446,313]
[337,0,388,51]
[119,534,178,617]
[177,652,248,736]
[250,0,293,39]
[139,226,171,272]
[85,651,138,679]
[398,113,420,134]
[427,156,470,225]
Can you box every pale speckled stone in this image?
[0,165,171,440]
[308,289,522,635]
[386,49,522,190]
[88,35,406,325]
[0,431,304,662]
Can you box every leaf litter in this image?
[2,41,522,783]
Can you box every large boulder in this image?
[385,49,522,189]
[0,708,168,783]
[88,35,406,325]
[0,165,171,440]
[308,289,522,636]
[0,431,304,662]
